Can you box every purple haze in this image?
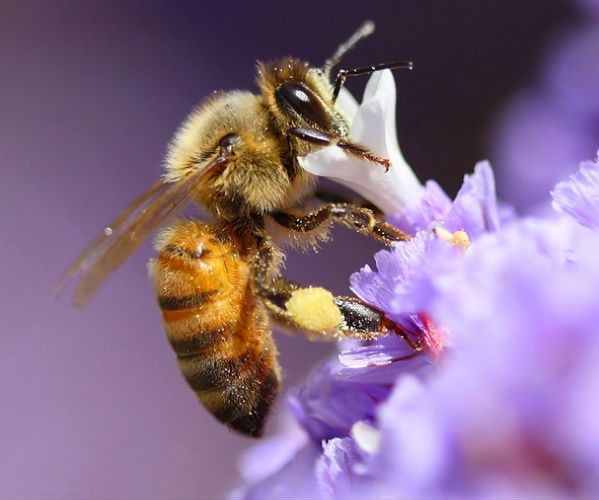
[0,2,573,498]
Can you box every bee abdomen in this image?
[178,343,280,437]
[167,324,231,357]
[214,369,279,437]
[177,350,251,392]
[158,290,217,311]
[150,221,281,437]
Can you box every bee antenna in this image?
[322,20,375,75]
[331,60,413,103]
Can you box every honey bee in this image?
[56,20,419,437]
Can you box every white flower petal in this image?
[300,70,422,214]
[336,86,360,124]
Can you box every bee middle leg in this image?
[312,186,380,214]
[272,203,409,246]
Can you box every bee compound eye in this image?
[219,134,241,155]
[275,82,332,130]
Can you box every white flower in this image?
[300,69,423,214]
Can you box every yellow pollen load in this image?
[285,287,343,333]
[434,227,470,251]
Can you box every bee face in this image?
[257,57,349,157]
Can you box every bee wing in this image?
[54,155,229,307]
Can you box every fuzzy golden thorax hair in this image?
[164,91,307,220]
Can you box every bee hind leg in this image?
[258,278,421,351]
[333,296,422,351]
[250,231,418,349]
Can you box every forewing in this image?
[54,179,165,297]
[55,156,229,306]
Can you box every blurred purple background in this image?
[491,0,599,211]
[0,1,576,498]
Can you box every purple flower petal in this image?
[389,180,452,235]
[288,360,389,442]
[350,231,434,314]
[337,334,431,385]
[445,161,501,238]
[233,443,321,500]
[552,156,599,231]
[236,417,308,484]
[316,437,364,499]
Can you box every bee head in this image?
[257,58,349,155]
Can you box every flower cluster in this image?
[233,70,599,499]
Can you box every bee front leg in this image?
[287,127,390,171]
[272,203,409,246]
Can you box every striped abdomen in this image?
[149,221,280,437]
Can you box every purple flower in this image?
[288,359,389,442]
[350,161,503,348]
[235,161,508,499]
[552,154,599,231]
[389,160,504,237]
[360,217,599,498]
[389,180,451,235]
[239,187,599,498]
[233,60,599,498]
